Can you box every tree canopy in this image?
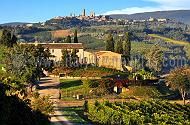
[166,67,190,104]
[105,34,114,52]
[0,29,17,47]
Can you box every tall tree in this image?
[105,34,114,52]
[65,35,71,43]
[114,38,123,54]
[146,45,163,74]
[4,45,36,85]
[123,32,131,56]
[0,29,17,47]
[73,29,78,43]
[166,67,190,105]
[61,49,69,67]
[71,49,78,67]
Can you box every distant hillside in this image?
[50,29,73,38]
[109,10,190,25]
[0,22,29,27]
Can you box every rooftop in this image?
[20,43,84,49]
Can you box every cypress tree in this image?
[114,38,123,54]
[73,30,78,43]
[105,33,114,52]
[123,32,131,56]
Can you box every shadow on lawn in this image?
[60,80,83,89]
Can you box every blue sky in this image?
[0,0,189,24]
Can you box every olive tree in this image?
[166,67,190,105]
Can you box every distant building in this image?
[26,24,33,27]
[158,18,168,22]
[148,17,156,22]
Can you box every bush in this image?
[31,94,54,115]
[86,100,190,125]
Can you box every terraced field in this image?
[148,34,189,45]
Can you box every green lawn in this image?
[60,80,83,91]
[61,107,90,125]
[60,80,87,101]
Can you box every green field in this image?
[148,34,190,58]
[60,80,86,101]
[131,41,153,54]
[131,41,168,55]
[149,34,189,45]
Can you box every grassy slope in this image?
[131,41,154,55]
[78,35,105,50]
[148,34,189,45]
[50,29,73,38]
[60,80,86,101]
[148,34,190,58]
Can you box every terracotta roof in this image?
[95,51,108,56]
[95,51,122,56]
[21,43,83,49]
[41,43,83,49]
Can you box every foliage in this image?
[60,78,114,100]
[3,45,36,84]
[122,86,161,98]
[86,100,190,125]
[0,29,17,47]
[115,38,123,54]
[149,34,189,46]
[74,29,78,43]
[31,31,52,42]
[65,35,71,43]
[0,83,50,125]
[146,45,164,74]
[31,93,54,115]
[129,55,146,72]
[82,80,100,88]
[105,33,114,52]
[68,67,121,77]
[166,67,190,104]
[61,49,70,67]
[78,34,105,50]
[123,32,131,58]
[132,69,155,80]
